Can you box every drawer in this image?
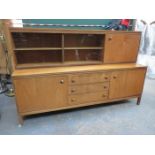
[69,91,108,105]
[69,72,110,85]
[69,82,109,95]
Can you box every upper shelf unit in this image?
[11,31,105,69]
[8,28,141,69]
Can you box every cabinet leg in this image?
[137,96,141,105]
[18,115,24,127]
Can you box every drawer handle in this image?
[60,80,64,84]
[113,76,117,79]
[104,86,107,89]
[102,94,106,98]
[71,98,76,102]
[71,89,76,93]
[104,77,108,80]
[108,37,112,41]
[71,79,76,83]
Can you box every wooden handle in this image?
[71,89,76,93]
[108,37,112,41]
[113,76,117,79]
[71,79,76,83]
[104,77,108,80]
[102,94,106,97]
[71,98,76,102]
[60,80,64,84]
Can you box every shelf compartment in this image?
[15,50,62,68]
[12,33,62,48]
[64,49,103,63]
[64,34,104,47]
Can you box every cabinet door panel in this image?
[125,69,146,96]
[109,70,127,99]
[14,75,68,113]
[104,33,141,63]
[109,68,146,99]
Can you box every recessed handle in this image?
[102,94,106,98]
[108,37,112,41]
[71,79,76,83]
[60,80,64,84]
[104,77,108,80]
[113,76,117,79]
[71,98,76,102]
[71,89,76,93]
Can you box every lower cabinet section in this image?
[14,75,68,113]
[13,67,146,124]
[109,68,146,99]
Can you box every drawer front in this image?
[69,91,108,105]
[69,82,109,95]
[69,72,110,85]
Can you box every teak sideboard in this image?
[5,27,147,125]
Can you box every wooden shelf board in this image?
[14,47,103,51]
[64,47,103,50]
[64,61,102,65]
[10,27,141,35]
[16,62,63,69]
[14,47,62,51]
[16,61,102,69]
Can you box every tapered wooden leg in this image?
[137,96,141,105]
[18,114,24,127]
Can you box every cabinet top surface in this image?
[12,63,147,78]
[9,27,141,34]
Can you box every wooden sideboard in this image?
[6,27,147,125]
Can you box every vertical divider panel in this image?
[62,34,65,63]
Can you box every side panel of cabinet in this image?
[104,33,141,63]
[13,75,68,113]
[109,68,146,99]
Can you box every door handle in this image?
[108,37,112,41]
[60,80,64,84]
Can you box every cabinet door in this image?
[109,68,146,99]
[104,33,141,63]
[14,75,68,113]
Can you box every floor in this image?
[0,78,155,135]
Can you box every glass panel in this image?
[15,50,62,64]
[12,33,62,48]
[64,34,104,47]
[64,49,102,63]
